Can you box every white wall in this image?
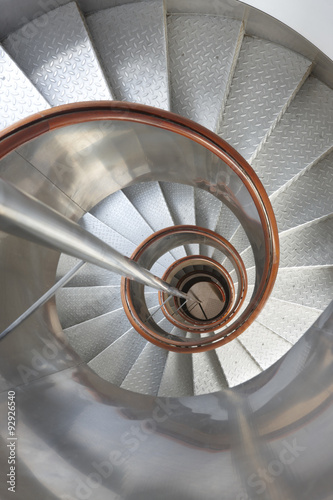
[243,0,333,60]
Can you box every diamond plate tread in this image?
[195,187,222,257]
[191,338,228,394]
[218,36,311,163]
[212,204,241,264]
[87,0,169,109]
[159,181,198,254]
[215,339,262,387]
[271,266,333,311]
[256,297,322,345]
[123,181,186,261]
[238,321,292,371]
[63,308,131,363]
[251,76,333,196]
[3,2,113,106]
[121,342,168,396]
[223,225,254,272]
[272,150,333,232]
[167,14,243,131]
[88,327,147,385]
[0,46,50,130]
[279,215,333,268]
[57,254,124,288]
[56,285,123,329]
[158,351,194,397]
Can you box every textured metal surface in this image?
[3,2,113,106]
[0,46,49,130]
[167,14,243,131]
[238,322,292,370]
[219,36,311,162]
[195,187,222,256]
[87,0,169,109]
[56,285,122,329]
[279,215,333,268]
[123,181,186,261]
[257,297,322,344]
[251,76,333,196]
[88,327,147,385]
[272,150,333,232]
[160,181,198,254]
[272,266,333,311]
[158,351,194,396]
[63,308,130,362]
[192,349,228,395]
[215,338,261,387]
[121,341,168,395]
[224,225,255,272]
[56,254,122,287]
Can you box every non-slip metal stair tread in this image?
[272,150,333,232]
[218,35,311,163]
[191,347,228,394]
[167,14,243,132]
[215,339,262,387]
[256,297,322,345]
[279,215,333,268]
[195,187,222,257]
[3,2,113,106]
[158,351,194,397]
[88,327,147,386]
[251,76,333,196]
[0,46,50,130]
[121,341,168,396]
[86,0,169,109]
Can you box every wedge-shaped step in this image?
[123,182,186,261]
[158,350,194,397]
[3,2,113,106]
[56,255,123,287]
[238,322,292,370]
[272,150,333,232]
[56,285,122,329]
[88,327,147,386]
[0,46,49,129]
[216,339,261,387]
[195,187,222,257]
[121,342,168,396]
[63,309,132,362]
[219,36,311,163]
[192,347,228,394]
[167,14,243,131]
[251,77,333,196]
[279,215,333,268]
[87,0,169,109]
[271,266,333,311]
[256,297,322,345]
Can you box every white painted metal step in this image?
[167,14,243,131]
[158,350,194,397]
[3,2,113,106]
[0,46,49,130]
[272,150,333,232]
[191,346,228,394]
[215,339,262,387]
[250,76,333,196]
[219,36,311,163]
[195,187,222,257]
[87,0,169,109]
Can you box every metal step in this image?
[0,46,49,130]
[194,187,222,257]
[250,76,333,197]
[279,215,333,268]
[215,339,262,387]
[272,150,333,233]
[271,266,333,311]
[219,36,311,163]
[87,0,169,109]
[63,308,132,363]
[88,327,147,386]
[167,14,243,131]
[3,2,113,106]
[121,342,168,396]
[238,322,292,370]
[158,350,194,397]
[191,344,228,394]
[256,297,322,345]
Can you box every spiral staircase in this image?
[0,1,332,499]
